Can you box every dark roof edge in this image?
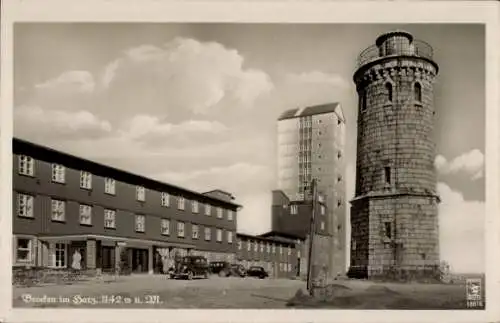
[13,137,242,208]
[236,232,299,244]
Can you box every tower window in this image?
[384,167,391,184]
[385,82,393,102]
[360,91,367,111]
[384,222,392,239]
[414,83,422,102]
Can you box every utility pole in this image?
[306,179,318,294]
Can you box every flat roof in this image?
[13,137,242,208]
[277,102,344,122]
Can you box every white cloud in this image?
[435,149,484,180]
[14,106,112,140]
[35,70,95,93]
[236,192,272,235]
[100,37,274,115]
[157,162,274,194]
[437,182,484,273]
[121,115,228,141]
[285,71,350,89]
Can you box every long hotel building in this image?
[276,103,347,278]
[13,138,240,274]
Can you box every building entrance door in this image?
[131,248,149,273]
[101,246,115,272]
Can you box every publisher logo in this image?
[466,278,483,308]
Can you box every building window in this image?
[254,241,258,252]
[136,186,145,202]
[104,178,116,195]
[161,192,170,207]
[205,204,211,216]
[79,204,92,225]
[135,215,145,233]
[51,199,65,222]
[320,205,325,215]
[385,82,393,102]
[279,263,283,271]
[351,239,357,251]
[104,209,116,229]
[266,243,271,253]
[80,171,92,190]
[216,229,222,242]
[227,231,233,244]
[279,246,283,255]
[247,241,252,251]
[16,238,33,264]
[297,250,301,258]
[217,207,223,219]
[192,200,199,213]
[51,164,65,183]
[290,205,298,215]
[384,166,391,184]
[192,224,199,239]
[54,243,66,268]
[238,240,242,250]
[17,193,34,218]
[178,197,185,210]
[177,222,185,238]
[227,210,234,221]
[360,91,367,111]
[260,242,264,253]
[161,219,170,235]
[288,247,292,256]
[320,221,325,231]
[384,222,392,239]
[204,227,211,241]
[414,82,422,102]
[337,199,342,207]
[272,244,276,254]
[18,155,35,176]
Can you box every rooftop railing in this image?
[356,39,434,68]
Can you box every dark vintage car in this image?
[246,266,269,279]
[209,261,232,277]
[230,264,247,277]
[172,256,209,280]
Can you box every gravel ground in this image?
[13,275,305,309]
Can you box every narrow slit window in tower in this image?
[414,82,422,102]
[385,82,393,102]
[360,91,367,111]
[384,222,392,239]
[384,166,391,184]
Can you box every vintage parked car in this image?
[246,266,269,279]
[171,255,209,280]
[230,264,247,277]
[209,261,232,277]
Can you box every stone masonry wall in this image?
[367,195,440,280]
[355,58,438,197]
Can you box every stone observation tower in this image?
[348,31,441,281]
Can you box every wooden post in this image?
[306,179,318,294]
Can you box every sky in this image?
[13,23,485,273]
